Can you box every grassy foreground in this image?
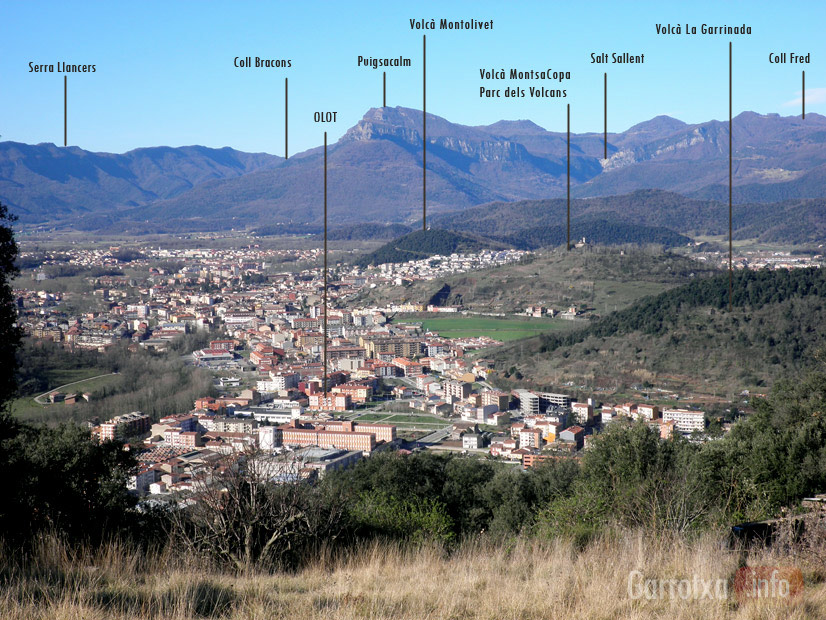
[3,532,825,619]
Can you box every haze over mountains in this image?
[2,106,825,235]
[0,142,281,223]
[430,190,826,245]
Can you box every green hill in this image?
[498,219,691,250]
[356,246,720,314]
[353,229,503,268]
[325,223,413,241]
[492,267,826,395]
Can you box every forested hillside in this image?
[356,247,720,314]
[353,229,503,268]
[493,267,826,393]
[497,219,691,249]
[430,189,826,245]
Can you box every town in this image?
[10,238,738,503]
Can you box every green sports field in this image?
[398,315,573,342]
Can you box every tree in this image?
[171,448,348,571]
[0,201,23,541]
[4,423,137,542]
[0,201,20,409]
[0,208,139,546]
[537,423,711,535]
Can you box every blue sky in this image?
[1,0,822,154]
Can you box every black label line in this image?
[323,131,328,397]
[729,41,733,312]
[422,34,427,231]
[383,71,386,107]
[604,72,608,160]
[63,76,67,147]
[285,78,289,159]
[567,103,571,251]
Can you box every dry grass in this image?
[2,532,825,619]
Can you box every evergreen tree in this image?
[0,201,20,410]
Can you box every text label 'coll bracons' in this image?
[234,57,292,68]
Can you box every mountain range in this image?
[429,190,826,245]
[2,106,826,233]
[0,142,281,224]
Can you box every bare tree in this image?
[170,447,347,572]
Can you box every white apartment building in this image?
[636,404,660,421]
[519,427,543,449]
[256,372,300,392]
[571,402,594,424]
[516,390,540,416]
[662,409,705,433]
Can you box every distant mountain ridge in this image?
[3,107,826,230]
[0,142,281,222]
[430,189,826,245]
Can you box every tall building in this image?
[515,390,540,416]
[481,390,509,411]
[98,411,151,441]
[308,393,352,412]
[443,380,472,401]
[257,372,300,392]
[662,409,705,433]
[360,336,425,359]
[539,393,572,409]
[571,402,594,425]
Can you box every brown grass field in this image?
[3,531,825,619]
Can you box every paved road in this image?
[417,426,452,444]
[33,372,119,404]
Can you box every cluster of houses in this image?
[472,392,707,466]
[91,406,400,496]
[15,245,534,356]
[694,248,824,271]
[18,243,714,503]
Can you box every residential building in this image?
[443,380,472,401]
[636,404,660,420]
[559,425,585,449]
[308,393,352,412]
[481,390,510,411]
[519,427,544,449]
[662,409,705,433]
[572,402,594,425]
[164,429,202,449]
[256,372,300,392]
[98,412,151,441]
[360,336,425,359]
[331,383,373,403]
